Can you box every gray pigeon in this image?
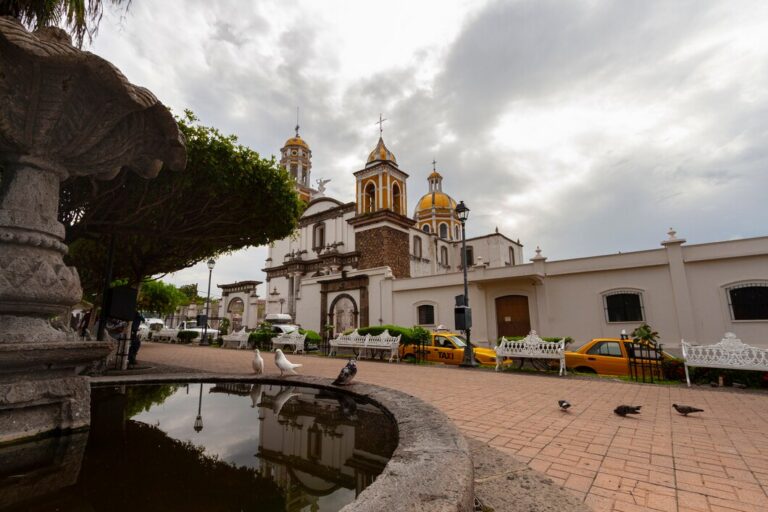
[673,404,704,416]
[333,358,357,386]
[733,382,747,389]
[614,405,642,417]
[558,400,571,411]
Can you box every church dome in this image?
[366,137,397,167]
[416,191,457,212]
[283,135,309,149]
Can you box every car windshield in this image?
[449,335,467,348]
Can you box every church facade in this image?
[263,130,768,350]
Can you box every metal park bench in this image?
[271,331,306,354]
[329,330,401,362]
[494,331,567,375]
[681,332,768,387]
[221,328,249,349]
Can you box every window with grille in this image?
[461,246,474,267]
[439,223,448,239]
[413,236,422,258]
[727,283,768,320]
[417,304,435,325]
[603,291,644,322]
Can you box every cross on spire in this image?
[432,158,437,171]
[295,107,300,137]
[375,113,387,136]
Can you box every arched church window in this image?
[422,224,430,233]
[439,223,448,239]
[364,182,376,213]
[413,236,422,258]
[313,223,325,250]
[392,183,401,214]
[440,246,448,266]
[417,304,435,325]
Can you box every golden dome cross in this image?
[375,113,387,136]
[432,158,437,171]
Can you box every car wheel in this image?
[574,366,597,374]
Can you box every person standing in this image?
[128,311,145,367]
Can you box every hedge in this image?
[300,329,321,345]
[496,335,574,346]
[352,325,427,345]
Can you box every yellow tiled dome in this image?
[366,137,397,166]
[416,192,456,211]
[284,136,309,148]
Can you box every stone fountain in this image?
[0,16,186,443]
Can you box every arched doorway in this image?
[495,295,531,338]
[328,294,358,335]
[227,297,245,330]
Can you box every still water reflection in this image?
[1,383,397,512]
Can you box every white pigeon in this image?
[252,349,264,375]
[274,348,302,376]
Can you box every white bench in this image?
[682,332,768,387]
[222,328,249,349]
[329,330,401,362]
[495,331,567,376]
[271,331,306,353]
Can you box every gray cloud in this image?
[89,0,768,292]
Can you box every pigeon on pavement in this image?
[333,358,358,386]
[252,349,264,375]
[672,404,704,416]
[732,382,747,389]
[614,405,642,417]
[558,400,572,411]
[275,349,302,376]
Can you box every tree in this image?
[137,280,186,316]
[0,0,129,47]
[60,111,303,297]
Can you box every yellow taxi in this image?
[565,338,670,376]
[399,330,505,367]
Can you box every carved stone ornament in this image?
[0,16,186,443]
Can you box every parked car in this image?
[263,313,299,336]
[138,318,165,340]
[154,320,220,342]
[399,329,512,367]
[565,337,672,376]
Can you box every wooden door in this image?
[496,295,531,338]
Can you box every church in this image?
[221,125,768,351]
[262,125,521,337]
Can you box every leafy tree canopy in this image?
[0,0,129,47]
[60,111,303,298]
[137,280,186,316]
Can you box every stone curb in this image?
[91,373,475,512]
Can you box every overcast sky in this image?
[91,0,768,298]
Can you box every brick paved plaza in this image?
[137,342,768,512]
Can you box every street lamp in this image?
[455,201,477,368]
[200,258,215,346]
[193,382,204,432]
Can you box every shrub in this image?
[299,329,321,344]
[248,326,274,350]
[690,367,768,388]
[355,324,417,344]
[177,330,199,344]
[219,318,230,335]
[496,335,573,346]
[661,357,686,381]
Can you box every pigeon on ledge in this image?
[673,404,704,416]
[558,400,571,411]
[252,349,264,375]
[275,349,302,376]
[333,358,358,386]
[614,405,642,417]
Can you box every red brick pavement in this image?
[137,342,768,512]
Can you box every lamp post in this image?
[455,201,477,368]
[193,382,204,433]
[200,258,215,346]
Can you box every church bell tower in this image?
[280,114,313,203]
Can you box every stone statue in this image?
[316,177,331,195]
[0,17,186,443]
